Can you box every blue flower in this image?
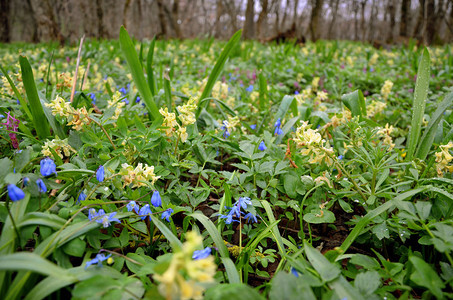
[291,267,300,277]
[7,184,25,201]
[36,179,47,193]
[88,93,96,104]
[85,253,111,269]
[96,165,104,182]
[246,85,254,92]
[127,201,139,214]
[88,208,98,221]
[244,212,258,223]
[221,121,230,139]
[78,192,87,202]
[139,204,151,220]
[151,190,162,207]
[193,247,211,260]
[258,141,267,151]
[161,208,173,222]
[135,96,141,103]
[250,124,257,130]
[40,158,57,177]
[119,87,128,95]
[96,211,120,228]
[238,197,252,210]
[23,177,29,186]
[338,155,344,160]
[274,118,283,135]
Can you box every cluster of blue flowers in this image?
[126,191,174,222]
[274,118,283,135]
[220,120,230,139]
[85,253,111,269]
[88,208,121,228]
[218,197,258,224]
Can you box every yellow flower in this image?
[41,137,76,159]
[177,98,197,126]
[160,107,177,136]
[312,77,320,91]
[120,163,160,188]
[45,95,73,117]
[178,127,188,143]
[380,80,393,100]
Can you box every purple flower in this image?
[139,204,151,220]
[7,184,25,201]
[96,165,104,182]
[193,247,211,260]
[1,112,20,149]
[127,201,139,214]
[151,190,162,207]
[258,141,267,151]
[40,158,57,177]
[36,179,47,193]
[85,253,111,269]
[96,212,120,228]
[161,208,173,222]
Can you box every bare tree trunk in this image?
[413,0,425,39]
[243,0,255,39]
[327,0,339,39]
[400,0,409,37]
[257,0,268,39]
[29,0,62,43]
[292,0,300,28]
[360,0,366,41]
[353,0,359,40]
[96,0,105,38]
[309,0,324,41]
[222,0,239,33]
[367,0,377,41]
[425,0,435,43]
[172,0,182,38]
[0,0,10,42]
[387,0,396,42]
[280,0,289,31]
[215,0,224,38]
[156,0,167,37]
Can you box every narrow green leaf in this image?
[409,256,445,299]
[274,95,298,131]
[150,215,183,249]
[0,64,32,121]
[196,30,242,118]
[258,71,268,110]
[119,26,160,120]
[189,212,229,258]
[416,92,453,160]
[406,48,430,160]
[147,37,157,96]
[221,257,240,284]
[260,200,285,256]
[304,241,341,282]
[19,55,50,139]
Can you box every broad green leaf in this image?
[303,209,335,224]
[406,48,430,161]
[119,26,160,120]
[205,283,264,300]
[269,272,316,300]
[409,256,445,299]
[303,241,341,282]
[19,55,50,139]
[354,270,381,296]
[341,89,366,117]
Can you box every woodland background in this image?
[0,0,452,45]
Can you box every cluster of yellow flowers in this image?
[120,163,160,188]
[380,80,393,100]
[377,123,395,150]
[212,81,229,100]
[435,142,453,177]
[293,121,334,166]
[154,232,216,300]
[329,109,352,128]
[311,77,320,92]
[45,96,91,131]
[369,53,379,65]
[367,100,387,118]
[159,98,197,143]
[41,137,76,159]
[56,72,73,90]
[107,91,126,120]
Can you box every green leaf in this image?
[354,270,381,296]
[205,283,264,300]
[409,256,445,299]
[147,37,157,96]
[258,71,268,110]
[19,55,50,139]
[303,241,341,282]
[0,64,32,120]
[303,209,335,224]
[189,212,229,258]
[341,90,366,117]
[261,200,286,256]
[150,215,183,249]
[196,30,242,118]
[406,48,430,161]
[269,272,316,300]
[283,173,300,199]
[119,26,160,120]
[416,92,453,160]
[62,237,86,257]
[221,257,240,284]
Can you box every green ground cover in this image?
[0,29,453,299]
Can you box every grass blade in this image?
[146,37,157,97]
[258,71,268,110]
[150,215,183,249]
[0,65,33,121]
[260,200,285,256]
[221,257,240,284]
[196,30,242,118]
[406,48,430,161]
[119,26,160,120]
[189,212,229,258]
[415,92,453,160]
[19,55,50,139]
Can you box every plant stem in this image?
[5,198,22,249]
[89,117,116,150]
